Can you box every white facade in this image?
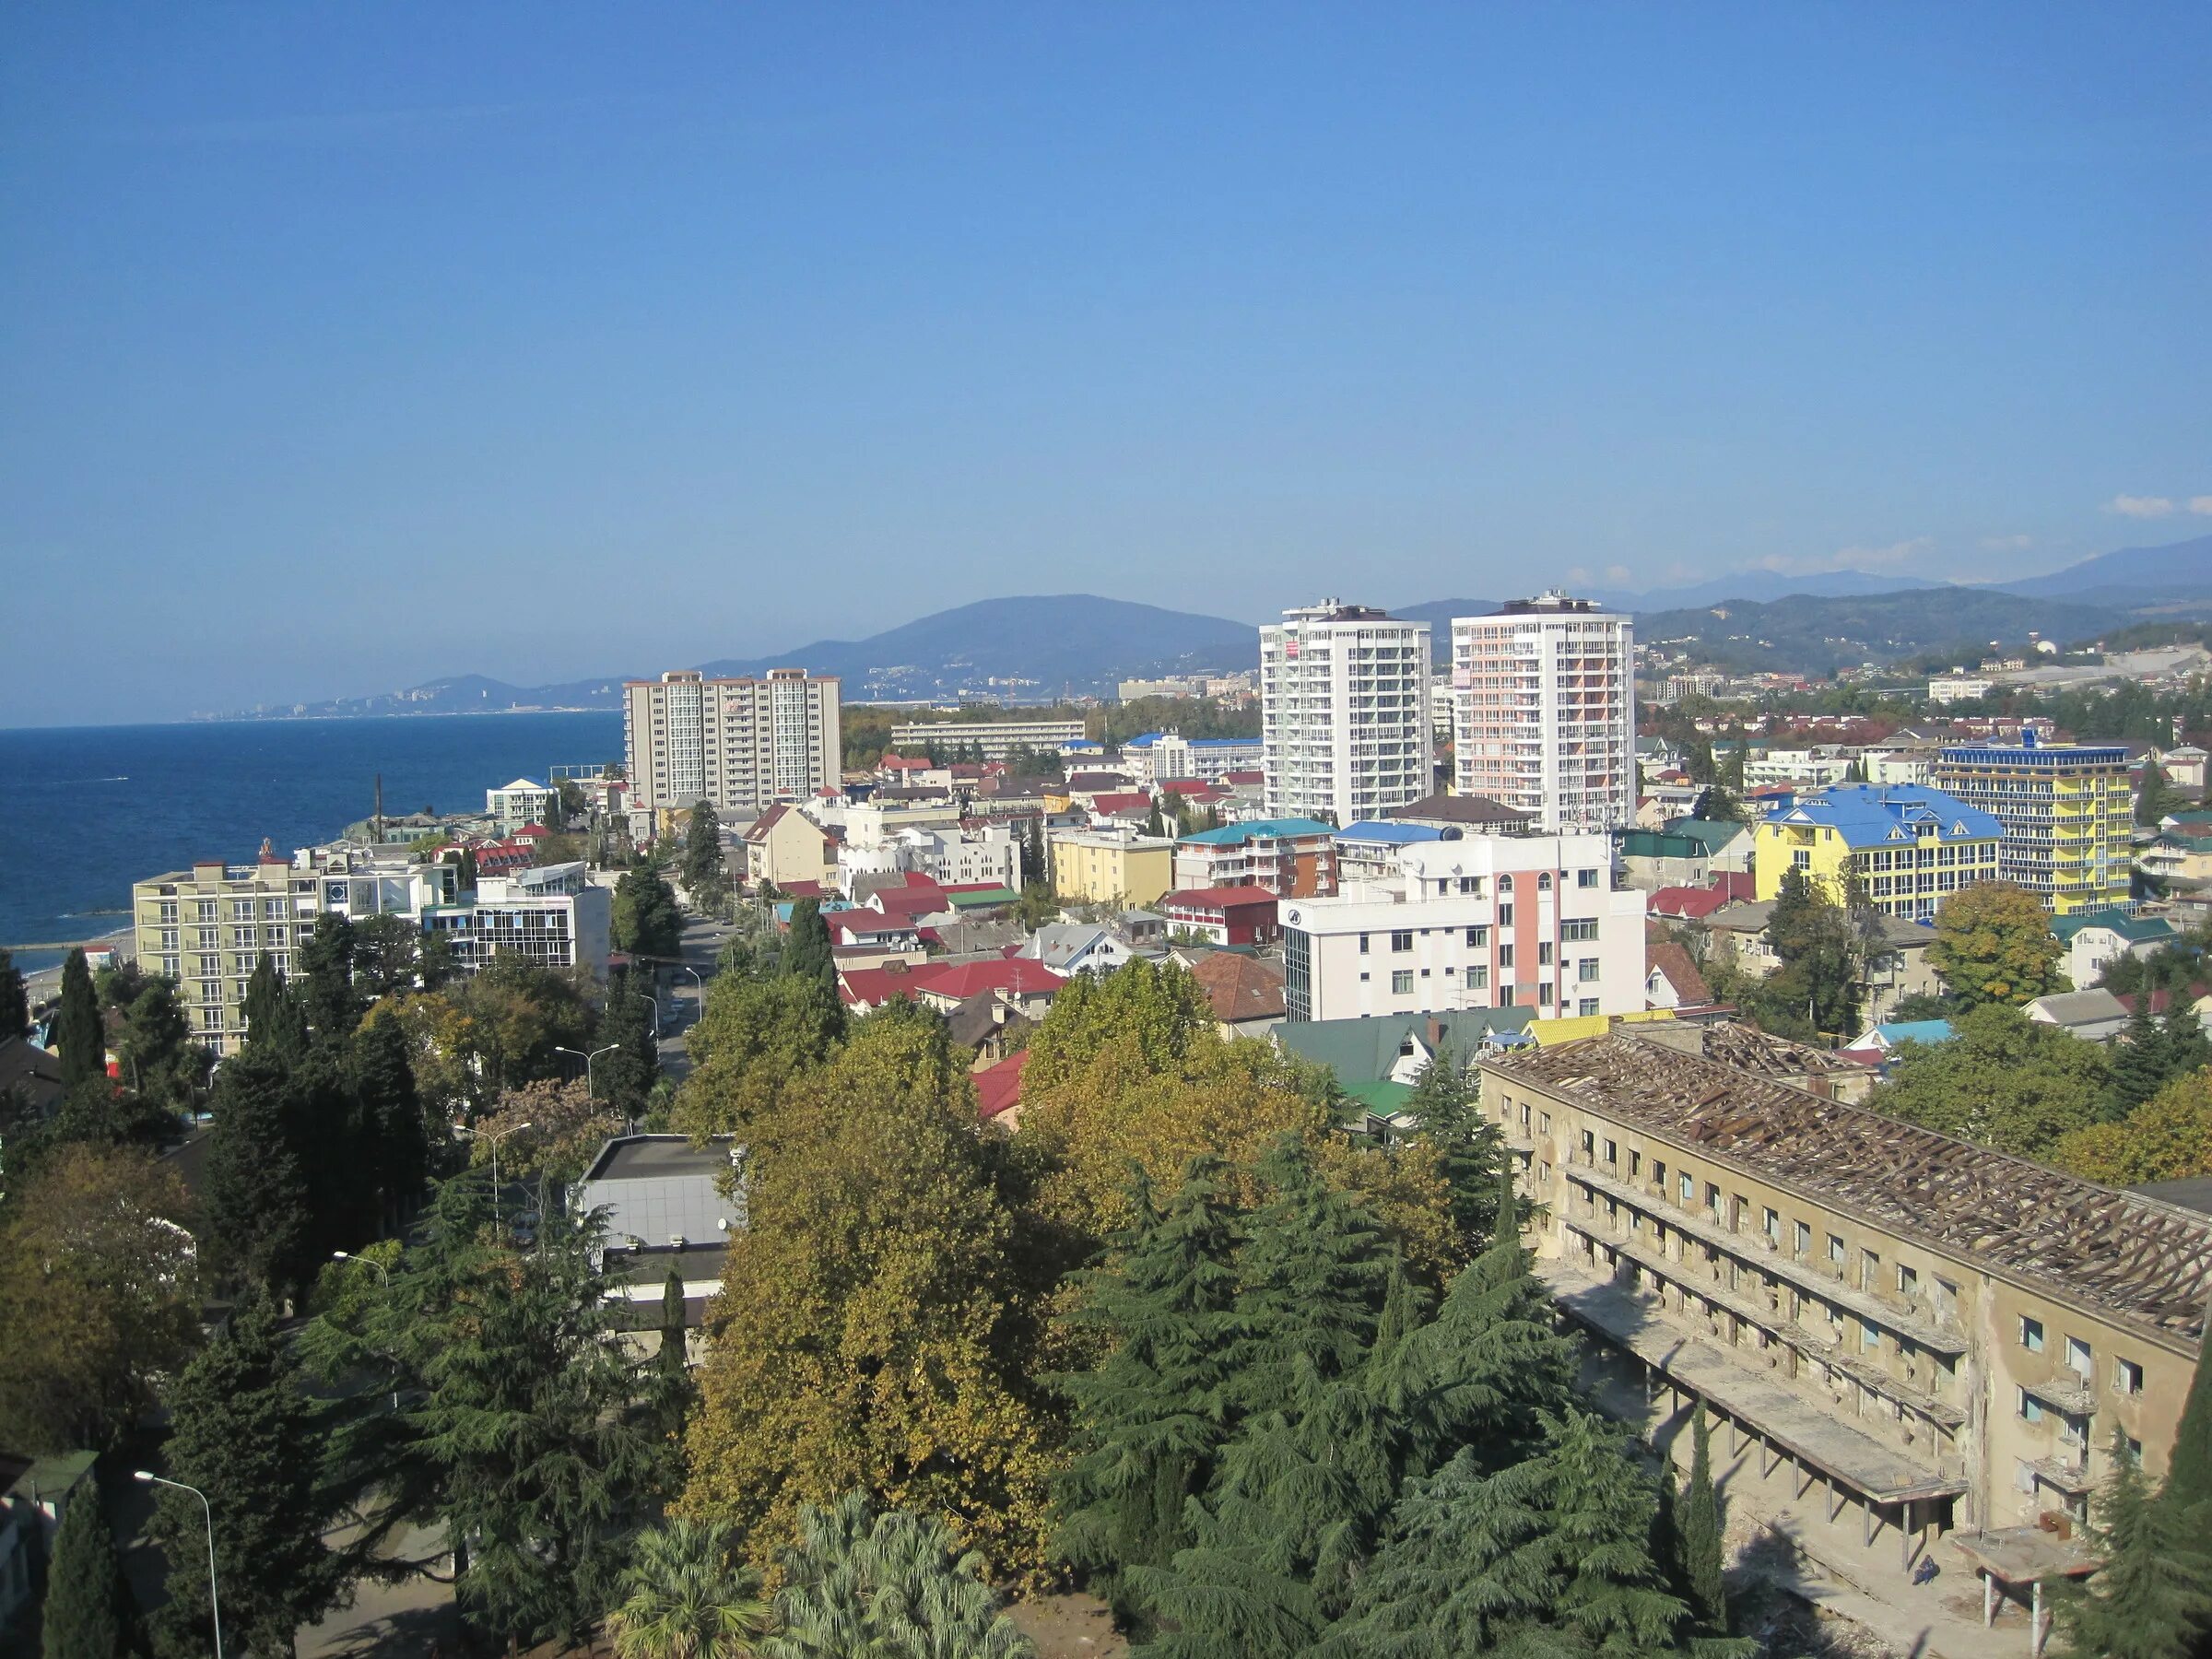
[1451,594,1635,833]
[1124,731,1265,785]
[1742,749,1853,789]
[1928,676,1994,705]
[1260,601,1433,827]
[1279,836,1644,1024]
[624,669,841,816]
[426,863,612,980]
[486,777,558,833]
[888,717,1088,759]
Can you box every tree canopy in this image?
[1872,1002,2110,1159]
[1928,881,2067,1007]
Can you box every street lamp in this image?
[331,1253,400,1411]
[134,1472,222,1659]
[555,1041,620,1100]
[453,1120,534,1220]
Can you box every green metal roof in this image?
[1275,1008,1536,1087]
[1341,1078,1415,1113]
[945,887,1021,910]
[1618,830,1706,861]
[2050,908,2174,946]
[1661,818,1751,854]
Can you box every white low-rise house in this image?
[2053,910,2175,991]
[1864,750,1933,787]
[2160,745,2208,791]
[1122,731,1265,785]
[486,777,559,834]
[1279,836,1645,1024]
[2023,988,2132,1044]
[1018,921,1145,976]
[1742,749,1853,790]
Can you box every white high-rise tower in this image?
[1260,601,1433,827]
[1451,593,1634,832]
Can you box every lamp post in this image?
[673,963,703,1030]
[331,1252,400,1412]
[556,1041,620,1100]
[134,1472,222,1659]
[453,1120,534,1221]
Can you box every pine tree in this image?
[1225,1135,1394,1416]
[54,947,105,1091]
[199,1042,316,1298]
[41,1485,140,1659]
[2053,1430,2212,1659]
[2109,996,2175,1119]
[0,946,28,1042]
[1677,1402,1728,1634]
[1054,1160,1246,1620]
[1313,1408,1707,1658]
[1399,1171,1578,1469]
[1402,1051,1507,1260]
[151,1293,345,1659]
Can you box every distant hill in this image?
[692,594,1255,700]
[1603,569,1953,610]
[1992,533,2212,603]
[1634,589,2128,675]
[219,594,1260,718]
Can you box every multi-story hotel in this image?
[1480,1027,2208,1564]
[887,717,1088,760]
[623,669,841,818]
[1752,783,2004,920]
[1279,835,1645,1023]
[133,850,324,1054]
[1931,736,2133,915]
[1260,602,1433,827]
[1452,593,1635,832]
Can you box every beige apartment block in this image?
[134,853,324,1055]
[623,668,841,817]
[1050,829,1174,908]
[1477,1029,2207,1568]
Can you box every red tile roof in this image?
[1221,770,1264,785]
[1650,885,1730,921]
[1645,941,1712,1006]
[975,1049,1030,1121]
[1188,952,1286,1022]
[838,957,1067,1008]
[1161,886,1281,912]
[1159,779,1223,798]
[1088,792,1154,815]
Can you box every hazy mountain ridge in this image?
[212,537,2210,718]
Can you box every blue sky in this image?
[4,4,2207,724]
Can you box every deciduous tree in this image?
[1928,881,2066,1007]
[0,1146,199,1453]
[673,971,844,1139]
[616,859,685,959]
[1872,1003,2109,1158]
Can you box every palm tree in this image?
[608,1520,774,1659]
[761,1492,1033,1659]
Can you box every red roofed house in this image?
[1159,886,1281,946]
[1649,885,1731,923]
[837,957,1067,1019]
[1187,951,1287,1033]
[975,1049,1030,1129]
[1644,939,1714,1011]
[1087,791,1156,824]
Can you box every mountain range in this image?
[225,534,2212,718]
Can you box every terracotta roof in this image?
[1384,791,1534,829]
[975,1050,1030,1121]
[1650,885,1731,921]
[838,957,1067,1008]
[1160,886,1281,912]
[1088,792,1154,815]
[1645,940,1712,1006]
[1189,952,1287,1023]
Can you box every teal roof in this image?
[1274,1009,1536,1087]
[1180,817,1337,846]
[945,887,1020,910]
[2051,909,2172,946]
[1618,830,1706,860]
[1661,818,1750,854]
[1875,1019,1954,1046]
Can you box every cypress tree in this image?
[781,899,838,999]
[596,970,662,1120]
[41,1486,139,1659]
[1677,1401,1728,1634]
[152,1293,345,1659]
[349,1014,429,1234]
[298,914,360,1045]
[2166,1337,2212,1520]
[54,948,105,1091]
[1054,1160,1246,1620]
[200,1042,316,1299]
[241,953,307,1057]
[2052,1430,2212,1659]
[0,945,28,1042]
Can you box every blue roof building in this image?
[1754,784,2004,920]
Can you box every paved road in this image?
[648,912,731,1083]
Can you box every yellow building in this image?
[1931,739,2132,914]
[1752,784,2001,920]
[1480,1027,2208,1563]
[134,852,326,1054]
[1050,829,1174,908]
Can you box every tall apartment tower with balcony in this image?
[1260,602,1434,828]
[1452,593,1635,833]
[623,668,842,818]
[1931,734,2133,914]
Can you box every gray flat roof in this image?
[583,1134,737,1183]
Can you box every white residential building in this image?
[838,824,1021,891]
[486,777,559,833]
[1122,731,1265,785]
[1260,601,1433,827]
[888,717,1088,759]
[1451,593,1635,833]
[1741,749,1854,790]
[1278,836,1645,1024]
[623,668,842,818]
[1928,676,1994,705]
[426,862,612,980]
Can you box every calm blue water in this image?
[0,713,624,972]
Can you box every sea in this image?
[0,712,625,975]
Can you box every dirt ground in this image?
[1006,1590,1132,1658]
